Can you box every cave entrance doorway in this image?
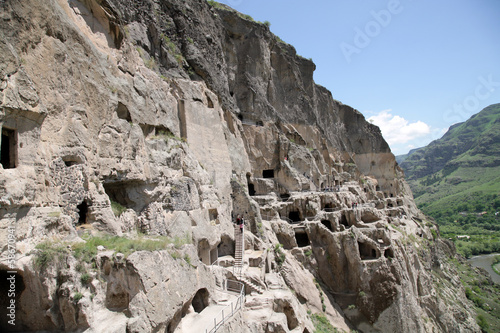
[248,183,255,196]
[340,213,349,228]
[77,201,89,225]
[323,203,333,211]
[321,220,333,231]
[280,193,290,201]
[192,288,209,313]
[1,128,17,169]
[198,239,210,265]
[289,211,301,223]
[358,242,377,260]
[262,169,274,178]
[295,231,310,248]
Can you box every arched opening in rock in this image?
[280,193,290,201]
[384,248,394,259]
[1,128,17,169]
[104,182,135,211]
[283,304,299,330]
[256,120,264,126]
[322,202,333,211]
[358,242,378,260]
[246,173,256,196]
[321,220,333,231]
[248,183,256,196]
[376,185,381,191]
[198,239,211,265]
[208,208,218,223]
[77,201,89,225]
[289,211,301,223]
[62,155,83,167]
[116,102,132,121]
[295,230,310,247]
[0,268,25,331]
[217,235,234,257]
[340,213,349,228]
[105,283,130,311]
[387,202,394,208]
[262,169,275,178]
[192,288,209,313]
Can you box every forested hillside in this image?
[399,104,500,257]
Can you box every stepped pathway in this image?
[239,275,264,294]
[234,224,244,277]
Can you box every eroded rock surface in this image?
[0,0,479,332]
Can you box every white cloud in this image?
[368,110,431,145]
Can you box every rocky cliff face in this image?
[0,0,479,332]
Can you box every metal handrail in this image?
[205,280,245,333]
[261,214,276,221]
[279,216,293,223]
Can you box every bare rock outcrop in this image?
[0,0,479,332]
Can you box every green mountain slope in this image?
[399,104,500,257]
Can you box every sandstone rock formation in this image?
[0,0,480,332]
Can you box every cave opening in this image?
[1,128,17,169]
[248,183,255,196]
[280,193,290,201]
[192,288,209,313]
[77,201,89,225]
[197,239,210,265]
[103,182,136,211]
[358,242,378,260]
[321,220,333,231]
[217,235,234,257]
[384,248,394,259]
[340,213,349,228]
[323,203,333,211]
[208,208,218,223]
[295,231,310,247]
[116,102,132,122]
[262,169,275,178]
[288,211,301,223]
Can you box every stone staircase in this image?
[239,276,264,294]
[234,224,244,277]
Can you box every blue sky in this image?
[215,0,500,155]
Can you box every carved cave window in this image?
[1,128,17,169]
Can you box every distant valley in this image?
[398,103,500,258]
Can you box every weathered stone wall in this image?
[0,0,480,332]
